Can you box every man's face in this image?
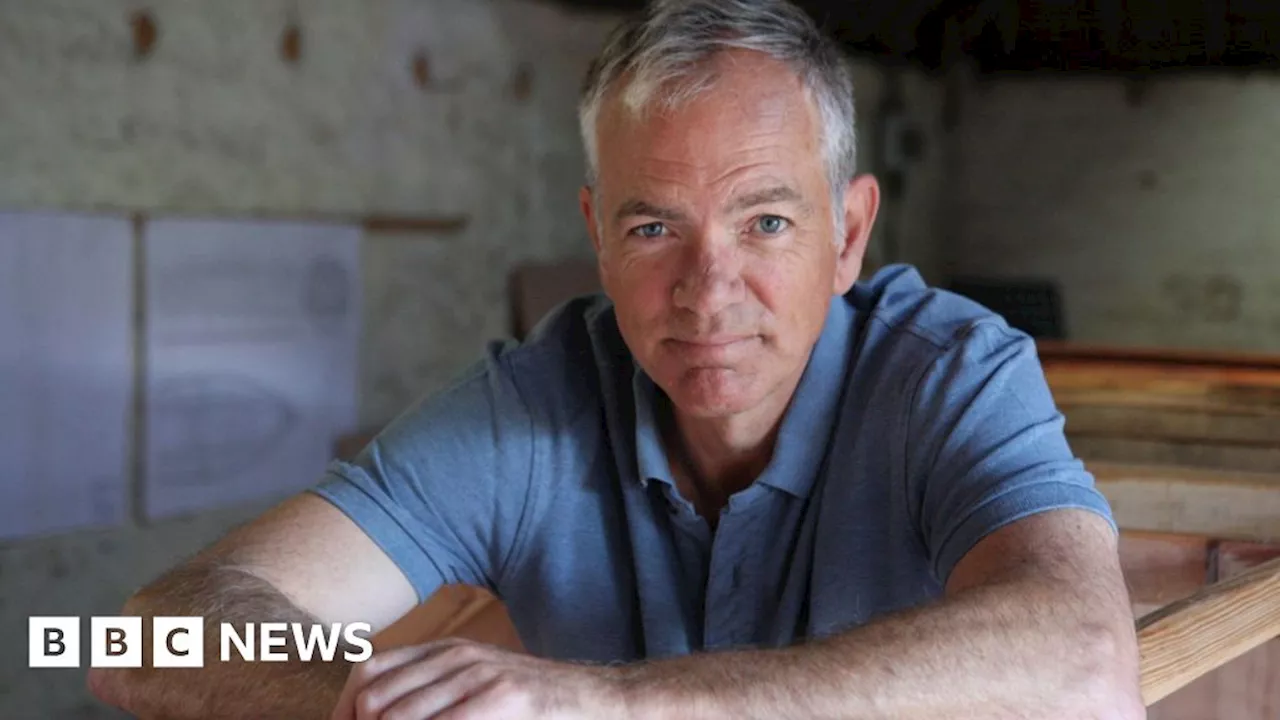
[582,50,875,419]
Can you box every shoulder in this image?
[501,292,618,423]
[381,289,616,450]
[843,264,1041,418]
[850,264,1025,355]
[374,293,614,452]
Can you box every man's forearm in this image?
[88,561,351,719]
[616,574,1143,720]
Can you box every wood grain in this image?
[1062,405,1280,447]
[1136,555,1280,705]
[1073,436,1280,474]
[1146,541,1280,718]
[1041,345,1280,484]
[1210,542,1280,718]
[1091,462,1280,543]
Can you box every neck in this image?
[659,367,805,518]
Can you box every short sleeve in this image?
[310,342,536,602]
[905,322,1116,586]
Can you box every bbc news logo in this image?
[29,617,373,668]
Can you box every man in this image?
[90,1,1145,718]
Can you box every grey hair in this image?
[578,0,857,199]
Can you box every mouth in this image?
[663,336,758,364]
[666,335,755,348]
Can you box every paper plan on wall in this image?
[0,212,133,540]
[143,219,361,519]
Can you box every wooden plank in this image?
[1062,405,1280,447]
[1072,436,1280,475]
[1137,556,1280,705]
[1091,463,1280,543]
[1045,365,1280,403]
[1041,346,1280,445]
[1037,341,1280,372]
[1117,533,1219,718]
[372,584,522,653]
[1205,542,1280,719]
[362,215,470,235]
[128,209,470,234]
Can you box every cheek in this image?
[604,253,674,322]
[747,251,832,339]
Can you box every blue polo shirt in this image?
[312,264,1114,661]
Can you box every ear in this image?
[580,185,611,294]
[832,174,880,295]
[580,186,603,256]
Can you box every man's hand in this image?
[331,638,629,720]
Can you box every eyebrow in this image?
[614,199,687,224]
[726,185,806,215]
[612,185,808,225]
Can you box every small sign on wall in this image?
[0,212,133,540]
[142,218,361,520]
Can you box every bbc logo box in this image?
[29,617,80,668]
[30,616,202,668]
[91,617,143,667]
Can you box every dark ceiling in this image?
[557,0,1280,73]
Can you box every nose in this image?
[671,232,745,317]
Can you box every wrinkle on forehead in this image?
[592,50,828,227]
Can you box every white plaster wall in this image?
[869,67,948,284]
[945,71,1280,352]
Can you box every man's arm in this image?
[87,493,419,719]
[92,347,541,718]
[617,508,1145,719]
[332,509,1143,720]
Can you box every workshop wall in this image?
[944,70,1280,353]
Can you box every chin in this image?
[663,367,763,418]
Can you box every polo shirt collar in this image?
[632,296,855,499]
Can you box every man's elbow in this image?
[86,665,129,711]
[1079,682,1146,720]
[1067,622,1147,720]
[1082,682,1146,720]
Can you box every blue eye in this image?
[755,215,788,234]
[631,222,667,238]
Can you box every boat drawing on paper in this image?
[148,373,296,486]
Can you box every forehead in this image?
[594,50,825,199]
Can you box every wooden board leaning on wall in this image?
[1038,341,1280,544]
